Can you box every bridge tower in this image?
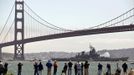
[14,0,25,60]
[0,47,2,60]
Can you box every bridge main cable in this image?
[89,7,134,29]
[0,4,15,40]
[24,10,69,31]
[1,20,14,43]
[24,2,73,31]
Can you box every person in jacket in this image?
[34,62,39,75]
[115,63,121,75]
[38,60,43,75]
[74,63,77,75]
[68,60,73,75]
[0,61,4,75]
[3,62,8,75]
[77,61,81,75]
[18,62,23,75]
[106,63,111,75]
[84,61,89,75]
[98,63,103,75]
[63,63,67,75]
[81,63,84,75]
[122,62,128,75]
[53,60,58,75]
[46,60,52,75]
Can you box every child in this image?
[61,70,66,75]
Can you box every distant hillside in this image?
[2,52,76,60]
[25,52,77,60]
[98,48,134,60]
[1,48,134,60]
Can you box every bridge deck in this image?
[0,24,134,47]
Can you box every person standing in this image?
[68,60,73,75]
[106,63,111,75]
[77,61,81,75]
[61,70,66,75]
[98,63,103,75]
[18,62,23,75]
[122,62,128,75]
[84,61,89,75]
[81,63,84,75]
[0,61,4,75]
[3,62,8,75]
[115,63,121,75]
[38,60,43,75]
[63,63,68,75]
[46,60,52,75]
[34,62,39,75]
[53,60,58,75]
[74,63,77,75]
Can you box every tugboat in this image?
[52,45,128,61]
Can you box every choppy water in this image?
[6,61,134,75]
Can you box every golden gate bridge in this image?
[0,0,134,60]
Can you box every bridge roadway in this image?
[0,24,134,47]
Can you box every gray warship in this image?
[52,45,128,61]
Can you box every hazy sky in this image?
[0,0,134,53]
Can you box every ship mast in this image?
[89,43,94,51]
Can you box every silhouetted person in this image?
[34,62,39,75]
[53,60,58,75]
[84,61,89,75]
[63,63,68,75]
[98,63,103,75]
[61,70,66,75]
[38,60,43,75]
[0,61,4,75]
[18,62,23,75]
[122,62,128,75]
[68,60,73,75]
[77,61,81,75]
[3,62,8,75]
[81,63,84,75]
[74,63,77,75]
[46,60,52,75]
[115,63,121,75]
[106,63,111,75]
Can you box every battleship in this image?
[52,45,128,61]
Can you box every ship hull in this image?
[51,57,128,61]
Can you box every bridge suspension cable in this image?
[0,4,15,39]
[104,13,134,28]
[89,7,134,29]
[1,20,14,43]
[24,2,73,31]
[24,10,72,39]
[24,10,69,31]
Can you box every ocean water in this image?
[6,61,134,75]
